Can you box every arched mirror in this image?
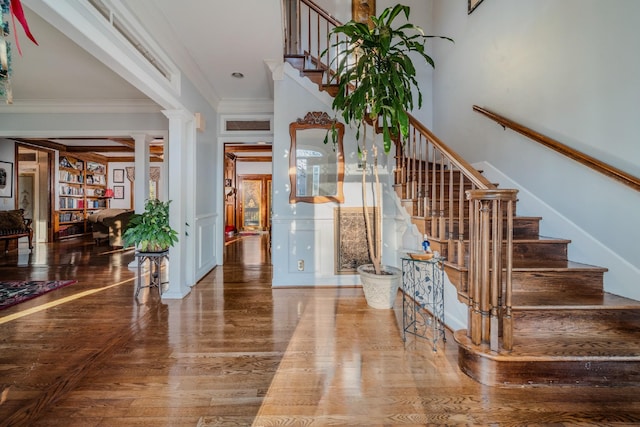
[289,112,344,204]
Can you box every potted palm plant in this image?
[122,199,178,252]
[325,4,452,308]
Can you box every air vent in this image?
[225,120,271,132]
[88,0,176,82]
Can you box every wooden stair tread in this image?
[444,258,606,272]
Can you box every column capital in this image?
[162,109,194,122]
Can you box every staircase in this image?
[284,0,640,387]
[406,171,640,386]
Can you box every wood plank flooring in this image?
[1,235,640,426]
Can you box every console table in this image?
[401,255,446,351]
[135,250,169,297]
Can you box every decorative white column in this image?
[131,133,151,213]
[161,109,196,299]
[126,134,151,271]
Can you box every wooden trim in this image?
[288,113,345,204]
[473,105,640,192]
[224,144,272,154]
[236,157,273,163]
[300,0,341,27]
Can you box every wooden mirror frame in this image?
[289,112,345,204]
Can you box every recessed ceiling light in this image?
[231,72,244,78]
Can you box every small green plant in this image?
[122,199,178,252]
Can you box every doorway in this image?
[223,143,273,234]
[237,174,271,232]
[17,146,53,243]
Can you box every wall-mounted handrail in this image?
[473,105,640,192]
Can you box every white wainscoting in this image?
[195,213,218,281]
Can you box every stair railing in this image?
[283,0,342,87]
[398,115,518,351]
[286,0,518,352]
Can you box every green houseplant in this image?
[325,4,451,307]
[122,199,178,252]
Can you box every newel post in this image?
[466,189,518,352]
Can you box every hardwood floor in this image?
[1,236,640,426]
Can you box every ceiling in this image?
[6,0,282,159]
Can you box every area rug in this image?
[0,280,77,310]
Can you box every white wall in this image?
[0,139,16,210]
[107,161,133,210]
[432,0,640,299]
[237,161,271,176]
[272,63,402,287]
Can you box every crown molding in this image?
[0,99,162,114]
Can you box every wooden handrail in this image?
[300,0,341,26]
[474,105,640,192]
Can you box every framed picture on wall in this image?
[353,0,375,26]
[468,0,485,14]
[0,161,13,198]
[114,185,125,199]
[113,169,125,183]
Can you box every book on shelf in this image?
[58,212,84,223]
[59,170,83,183]
[86,174,106,186]
[59,185,84,196]
[60,197,84,209]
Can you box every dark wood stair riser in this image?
[300,70,324,85]
[457,345,640,386]
[404,202,519,220]
[433,240,570,264]
[412,216,541,240]
[284,54,306,70]
[511,270,605,295]
[512,309,640,335]
[442,268,606,301]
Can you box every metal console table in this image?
[135,250,169,297]
[401,255,446,351]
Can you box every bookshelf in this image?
[55,153,109,240]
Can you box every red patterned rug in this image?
[0,280,77,310]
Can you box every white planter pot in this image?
[357,264,402,309]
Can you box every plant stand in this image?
[401,256,446,351]
[135,250,169,297]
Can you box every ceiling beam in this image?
[13,138,66,152]
[65,145,134,153]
